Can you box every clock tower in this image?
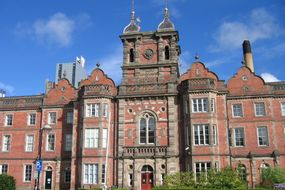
[117,3,181,189]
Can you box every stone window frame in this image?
[232,103,244,118]
[83,163,99,184]
[5,114,13,126]
[48,112,57,125]
[46,133,56,151]
[254,102,266,117]
[194,162,211,178]
[233,127,245,147]
[84,128,99,149]
[27,112,36,126]
[25,134,35,152]
[193,124,209,146]
[0,164,8,174]
[138,111,157,145]
[191,98,209,113]
[257,126,269,146]
[23,164,33,182]
[2,134,11,152]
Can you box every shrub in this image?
[261,167,285,187]
[0,174,16,190]
[164,172,195,188]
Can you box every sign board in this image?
[36,160,42,172]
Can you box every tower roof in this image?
[123,0,140,33]
[157,2,175,31]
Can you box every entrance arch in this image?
[141,165,153,190]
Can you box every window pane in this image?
[255,103,265,116]
[140,118,146,143]
[66,112,73,124]
[235,128,244,146]
[148,117,155,143]
[25,135,34,152]
[102,129,108,148]
[233,104,243,117]
[5,115,13,126]
[258,127,268,146]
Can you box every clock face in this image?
[143,49,154,60]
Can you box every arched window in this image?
[165,46,170,60]
[237,164,247,181]
[130,48,134,63]
[140,113,156,144]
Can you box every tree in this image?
[261,167,285,188]
[0,174,16,190]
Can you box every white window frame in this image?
[23,164,32,182]
[281,102,285,116]
[234,128,245,147]
[27,113,36,126]
[83,164,98,184]
[48,112,57,125]
[192,98,208,113]
[46,134,55,151]
[102,129,108,148]
[65,134,72,151]
[0,164,8,174]
[254,102,266,117]
[195,162,211,178]
[2,135,11,152]
[84,129,99,148]
[257,126,269,146]
[25,135,34,152]
[194,124,209,145]
[232,104,243,117]
[66,112,73,124]
[5,114,13,126]
[86,103,100,117]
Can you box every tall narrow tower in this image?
[117,1,181,189]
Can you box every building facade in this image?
[55,56,87,88]
[0,5,285,190]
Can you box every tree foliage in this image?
[0,174,16,190]
[261,167,285,186]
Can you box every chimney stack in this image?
[242,40,254,72]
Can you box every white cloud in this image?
[15,12,91,47]
[0,82,15,96]
[210,8,284,52]
[260,73,280,82]
[33,13,75,47]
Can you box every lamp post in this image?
[35,124,51,190]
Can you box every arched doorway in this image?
[45,166,53,190]
[141,165,153,190]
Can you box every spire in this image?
[123,0,140,33]
[158,0,175,31]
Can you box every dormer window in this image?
[165,46,170,60]
[130,48,134,63]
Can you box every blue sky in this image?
[0,0,285,96]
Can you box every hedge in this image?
[0,174,16,190]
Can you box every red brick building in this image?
[0,5,284,190]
